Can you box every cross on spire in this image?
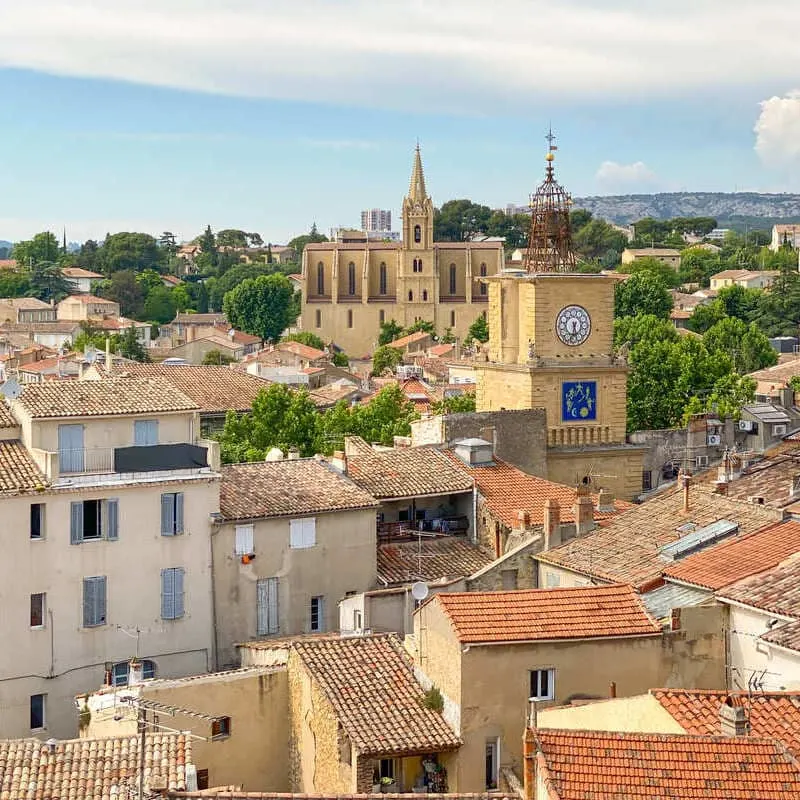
[546,127,557,151]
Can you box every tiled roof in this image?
[291,634,461,756]
[346,447,473,499]
[277,340,327,360]
[168,794,498,799]
[709,451,800,508]
[378,537,494,584]
[99,364,271,414]
[62,267,103,278]
[0,733,191,799]
[428,343,454,358]
[761,619,800,653]
[652,689,800,756]
[624,248,681,256]
[173,313,227,325]
[433,584,660,644]
[0,440,47,495]
[212,324,261,345]
[445,453,631,529]
[663,520,800,590]
[14,377,198,418]
[61,294,118,305]
[389,331,429,349]
[748,357,800,388]
[535,729,800,800]
[0,297,52,310]
[537,485,780,590]
[220,458,377,521]
[719,554,800,617]
[0,402,15,428]
[743,402,793,423]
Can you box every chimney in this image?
[596,489,615,513]
[681,471,692,513]
[105,337,112,372]
[479,426,496,455]
[517,509,531,529]
[609,681,617,699]
[287,447,300,461]
[127,658,143,686]
[714,480,728,495]
[573,488,596,538]
[330,450,347,473]
[544,498,561,550]
[719,698,749,737]
[523,702,536,800]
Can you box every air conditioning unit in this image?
[773,424,787,436]
[739,420,754,432]
[707,435,721,446]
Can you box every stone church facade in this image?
[299,146,504,357]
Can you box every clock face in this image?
[556,305,591,346]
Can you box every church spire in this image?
[408,143,428,205]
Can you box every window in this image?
[348,262,356,295]
[398,508,410,522]
[30,593,45,628]
[347,309,353,328]
[485,739,499,790]
[30,504,44,540]
[317,262,325,295]
[315,309,321,328]
[642,470,653,491]
[82,576,107,627]
[310,595,325,632]
[422,290,428,301]
[482,310,487,321]
[30,694,46,730]
[197,770,210,791]
[290,518,316,548]
[70,500,119,544]
[530,668,555,700]
[379,310,385,324]
[449,264,457,295]
[450,310,456,327]
[234,524,254,556]
[111,659,156,686]
[773,424,787,436]
[257,577,279,635]
[161,492,185,536]
[379,263,387,295]
[161,567,185,620]
[133,419,159,446]
[353,609,363,631]
[380,758,396,780]
[211,716,231,740]
[408,290,413,301]
[414,225,421,244]
[501,569,518,590]
[545,572,560,588]
[480,263,487,295]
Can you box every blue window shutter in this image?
[70,502,83,545]
[82,578,94,626]
[161,568,174,619]
[96,576,107,624]
[175,493,184,534]
[174,568,185,618]
[161,494,175,536]
[106,500,119,540]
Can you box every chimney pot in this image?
[597,489,615,513]
[544,498,561,550]
[719,698,749,737]
[681,470,692,513]
[573,491,596,538]
[609,681,616,699]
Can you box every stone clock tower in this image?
[474,135,645,500]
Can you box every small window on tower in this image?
[449,264,457,295]
[414,225,421,244]
[422,290,428,301]
[315,309,321,328]
[408,290,413,301]
[317,262,325,295]
[348,262,356,295]
[347,309,353,328]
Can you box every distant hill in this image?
[572,193,800,230]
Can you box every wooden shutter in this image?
[175,493,184,534]
[82,578,94,626]
[83,576,106,626]
[235,524,254,556]
[161,568,175,619]
[96,576,107,625]
[303,519,316,548]
[257,577,279,635]
[174,568,185,618]
[161,494,175,536]
[70,502,83,545]
[105,500,119,541]
[289,519,303,548]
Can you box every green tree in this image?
[100,232,164,274]
[331,351,349,368]
[158,232,178,257]
[101,270,145,318]
[118,325,149,362]
[29,261,71,301]
[573,218,628,263]
[717,284,762,321]
[351,384,418,446]
[371,344,403,376]
[678,247,722,286]
[570,209,594,232]
[434,199,493,242]
[378,319,404,346]
[284,331,326,351]
[703,317,778,373]
[0,270,31,297]
[207,262,271,310]
[216,229,249,249]
[618,256,680,287]
[614,313,679,349]
[172,284,192,313]
[222,274,296,342]
[287,223,328,257]
[73,239,101,271]
[752,263,800,336]
[74,322,119,353]
[687,300,727,334]
[202,349,236,366]
[404,319,436,336]
[614,272,673,319]
[143,286,177,324]
[12,232,60,268]
[465,315,489,345]
[432,393,477,414]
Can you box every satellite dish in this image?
[411,582,429,601]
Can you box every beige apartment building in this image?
[56,294,120,321]
[0,377,221,739]
[299,146,504,356]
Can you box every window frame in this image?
[315,309,321,328]
[111,659,156,686]
[348,262,356,295]
[642,470,653,491]
[133,419,159,447]
[257,576,279,636]
[30,693,46,731]
[160,492,185,536]
[30,503,45,540]
[414,225,421,244]
[82,575,107,628]
[211,716,232,740]
[529,668,555,701]
[161,567,186,620]
[30,592,46,628]
[310,595,325,632]
[316,262,325,295]
[449,263,457,295]
[379,263,387,295]
[70,499,119,544]
[289,518,317,549]
[234,523,255,556]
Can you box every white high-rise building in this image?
[361,208,392,232]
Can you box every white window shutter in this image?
[70,502,83,545]
[235,525,254,556]
[303,519,316,548]
[289,519,303,548]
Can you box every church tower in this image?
[474,132,645,500]
[402,144,434,250]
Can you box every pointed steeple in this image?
[408,143,428,205]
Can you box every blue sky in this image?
[2,1,800,245]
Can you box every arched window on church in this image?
[408,290,414,301]
[449,263,457,295]
[348,262,356,295]
[417,259,422,273]
[480,262,487,296]
[315,309,322,328]
[347,309,353,328]
[450,310,456,327]
[414,225,421,244]
[422,290,428,301]
[317,262,325,295]
[379,263,387,295]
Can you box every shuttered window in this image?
[70,500,119,543]
[289,518,316,549]
[161,493,185,536]
[134,420,159,446]
[161,567,185,620]
[257,577,279,635]
[234,524,254,556]
[82,576,107,627]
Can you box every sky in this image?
[2,1,800,245]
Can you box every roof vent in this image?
[659,519,739,562]
[453,437,494,467]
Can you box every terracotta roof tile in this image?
[0,733,191,799]
[0,297,52,310]
[378,538,493,584]
[761,619,800,653]
[0,440,48,495]
[0,402,15,429]
[389,331,430,349]
[537,485,780,590]
[347,448,473,500]
[62,267,103,278]
[710,450,800,507]
[445,453,631,529]
[291,634,461,756]
[170,794,496,799]
[433,584,660,644]
[220,458,377,521]
[652,689,800,756]
[14,376,198,418]
[663,520,800,590]
[719,554,800,616]
[173,313,227,325]
[535,729,800,799]
[748,357,800,388]
[277,340,327,360]
[61,293,118,305]
[428,343,455,358]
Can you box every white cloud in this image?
[2,1,800,112]
[754,91,800,165]
[595,161,658,192]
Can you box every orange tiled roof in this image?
[433,584,660,644]
[61,293,118,305]
[535,729,800,799]
[0,733,192,799]
[444,452,631,529]
[62,267,103,278]
[0,440,48,495]
[378,537,493,584]
[389,330,429,349]
[0,402,16,429]
[652,689,800,756]
[718,554,800,617]
[428,343,455,358]
[291,634,461,756]
[663,520,800,590]
[277,339,327,361]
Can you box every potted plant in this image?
[380,776,395,793]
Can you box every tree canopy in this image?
[222,273,297,342]
[614,272,673,319]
